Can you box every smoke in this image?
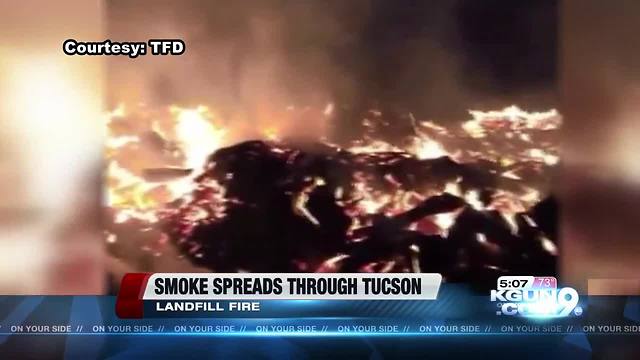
[561,0,640,290]
[107,0,556,142]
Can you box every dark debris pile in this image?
[134,139,561,290]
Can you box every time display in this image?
[497,276,558,290]
[497,276,533,289]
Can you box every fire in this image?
[412,136,449,160]
[105,104,561,264]
[463,105,560,138]
[262,126,281,141]
[105,104,227,222]
[171,106,226,169]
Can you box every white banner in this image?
[142,273,442,300]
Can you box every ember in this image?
[105,104,560,289]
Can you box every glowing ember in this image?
[464,106,560,137]
[106,104,560,221]
[105,104,561,276]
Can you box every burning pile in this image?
[105,104,560,288]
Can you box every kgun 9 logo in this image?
[490,288,582,317]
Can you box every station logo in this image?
[490,276,583,318]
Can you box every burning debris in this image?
[105,104,560,289]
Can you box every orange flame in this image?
[105,104,560,238]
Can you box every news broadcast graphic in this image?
[491,276,582,317]
[115,273,441,318]
[1,280,640,358]
[105,273,636,340]
[4,0,640,358]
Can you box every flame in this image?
[171,105,226,170]
[411,136,449,160]
[527,148,560,166]
[433,213,456,233]
[105,104,560,242]
[348,139,403,154]
[105,104,228,223]
[293,177,326,225]
[463,105,560,138]
[262,126,280,141]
